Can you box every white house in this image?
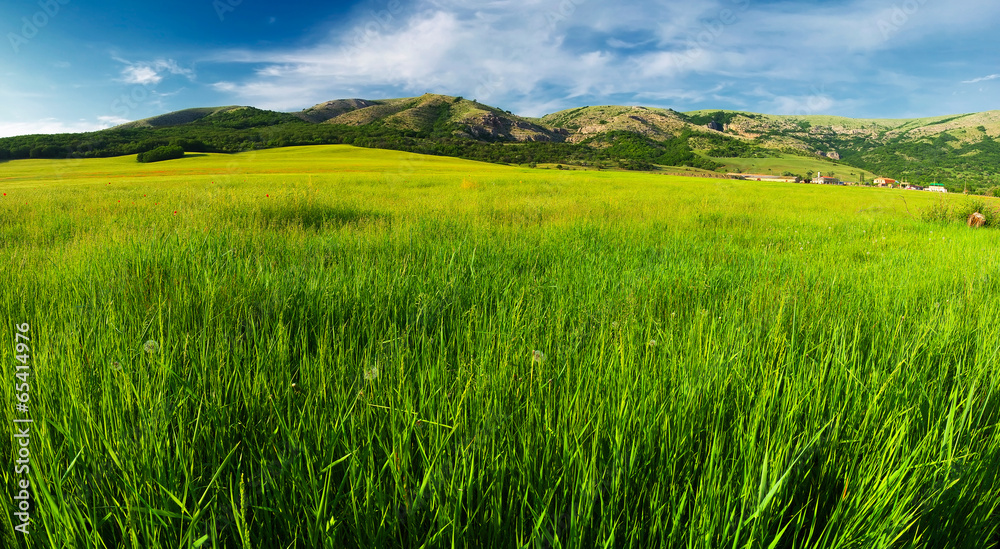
[928,185,948,193]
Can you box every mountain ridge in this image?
[102,94,1000,154]
[3,93,999,192]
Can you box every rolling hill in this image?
[537,105,690,142]
[295,94,564,142]
[112,106,245,129]
[679,109,1000,189]
[2,93,1000,192]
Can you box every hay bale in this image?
[968,212,987,228]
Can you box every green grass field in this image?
[2,146,999,548]
[709,154,880,181]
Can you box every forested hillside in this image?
[4,95,1000,193]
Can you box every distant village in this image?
[702,121,949,193]
[726,172,949,193]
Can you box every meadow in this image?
[714,154,879,182]
[1,145,998,548]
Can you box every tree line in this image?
[0,112,734,171]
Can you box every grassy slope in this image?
[683,109,961,131]
[685,109,1000,145]
[537,105,690,142]
[901,111,1000,140]
[540,105,681,126]
[0,146,509,186]
[712,154,882,180]
[114,106,244,129]
[320,94,558,141]
[1,146,999,548]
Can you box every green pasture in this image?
[708,153,881,181]
[1,146,998,548]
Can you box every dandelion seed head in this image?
[532,350,545,364]
[110,360,122,372]
[363,363,380,381]
[143,340,159,354]
[646,339,657,348]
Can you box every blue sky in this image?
[2,0,999,137]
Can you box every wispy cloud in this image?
[116,58,194,85]
[0,116,129,138]
[122,66,161,85]
[203,0,998,118]
[770,94,836,116]
[6,0,1000,139]
[206,1,766,113]
[962,74,1000,84]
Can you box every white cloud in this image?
[98,116,131,126]
[607,38,635,49]
[744,84,837,116]
[768,94,836,116]
[117,58,194,85]
[0,117,130,138]
[963,74,1000,84]
[199,0,1000,116]
[206,2,754,112]
[207,8,553,110]
[123,65,161,85]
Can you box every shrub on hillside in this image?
[920,199,951,224]
[954,198,997,228]
[137,145,184,163]
[922,198,999,227]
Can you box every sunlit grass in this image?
[1,146,998,548]
[703,153,880,181]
